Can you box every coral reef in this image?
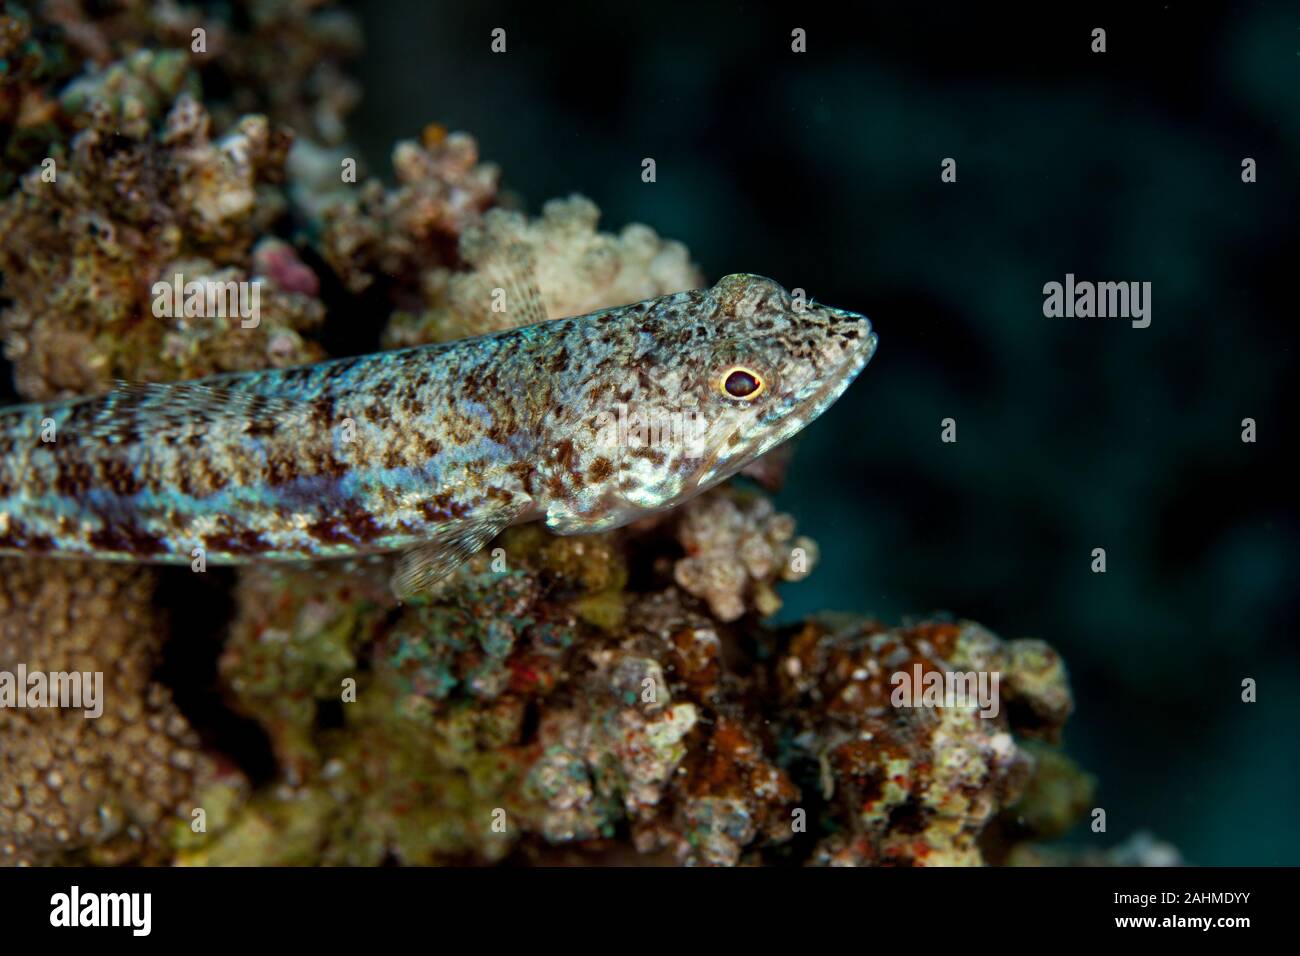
[0,0,359,188]
[0,2,1118,868]
[0,92,322,399]
[155,494,1096,868]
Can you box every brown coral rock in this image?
[775,617,1074,866]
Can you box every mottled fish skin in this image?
[0,274,876,588]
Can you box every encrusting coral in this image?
[0,3,1117,867]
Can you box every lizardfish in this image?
[0,273,877,597]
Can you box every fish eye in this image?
[719,365,766,400]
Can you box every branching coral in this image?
[316,125,502,299]
[313,126,702,344]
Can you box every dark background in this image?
[346,0,1298,864]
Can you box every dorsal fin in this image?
[475,241,550,329]
[74,380,319,444]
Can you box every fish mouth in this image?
[762,326,877,448]
[805,328,876,412]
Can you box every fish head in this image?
[548,273,876,533]
[684,273,878,489]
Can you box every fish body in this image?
[0,274,876,594]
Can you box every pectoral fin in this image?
[390,504,522,602]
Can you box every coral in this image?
[383,193,705,347]
[59,47,197,139]
[170,490,1088,868]
[217,560,396,785]
[0,93,324,400]
[1000,741,1097,842]
[184,522,808,867]
[521,587,800,866]
[0,1,79,193]
[316,125,501,298]
[672,486,817,622]
[316,131,701,345]
[0,2,359,192]
[195,1,362,146]
[773,617,1074,865]
[44,0,359,141]
[0,559,227,865]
